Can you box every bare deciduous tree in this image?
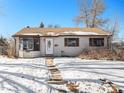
[48,24,54,28]
[75,0,108,28]
[7,38,15,58]
[47,24,61,28]
[54,24,61,28]
[111,17,119,41]
[39,22,44,28]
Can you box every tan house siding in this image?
[40,37,46,56]
[52,36,88,56]
[52,36,108,56]
[16,36,109,57]
[23,51,41,58]
[38,36,89,56]
[15,36,109,57]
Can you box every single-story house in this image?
[13,27,111,58]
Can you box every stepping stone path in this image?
[45,57,66,93]
[45,58,122,93]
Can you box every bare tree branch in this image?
[75,0,107,28]
[111,17,119,41]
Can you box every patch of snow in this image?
[0,56,49,93]
[21,31,100,36]
[21,33,43,36]
[54,57,124,92]
[61,31,99,35]
[47,32,56,36]
[0,56,124,93]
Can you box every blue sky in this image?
[0,0,124,38]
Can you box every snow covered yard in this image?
[54,57,124,93]
[0,56,51,93]
[0,56,124,93]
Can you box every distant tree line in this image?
[0,36,8,55]
[26,22,61,28]
[39,22,61,28]
[0,36,8,46]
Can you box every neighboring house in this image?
[13,27,111,58]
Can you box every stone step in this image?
[49,69,59,72]
[50,79,62,81]
[48,65,56,67]
[46,62,55,66]
[51,73,61,76]
[48,67,57,70]
[51,76,62,80]
[51,71,60,74]
[51,74,62,78]
[46,59,53,62]
[47,80,66,84]
[58,89,67,93]
[46,63,54,66]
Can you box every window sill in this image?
[24,50,40,52]
[64,46,79,47]
[89,46,104,47]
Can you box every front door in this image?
[45,38,53,54]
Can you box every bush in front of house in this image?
[79,48,124,61]
[0,36,8,55]
[6,38,16,58]
[0,36,15,58]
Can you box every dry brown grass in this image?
[116,51,124,61]
[79,48,124,61]
[7,46,15,58]
[6,38,15,58]
[66,82,79,92]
